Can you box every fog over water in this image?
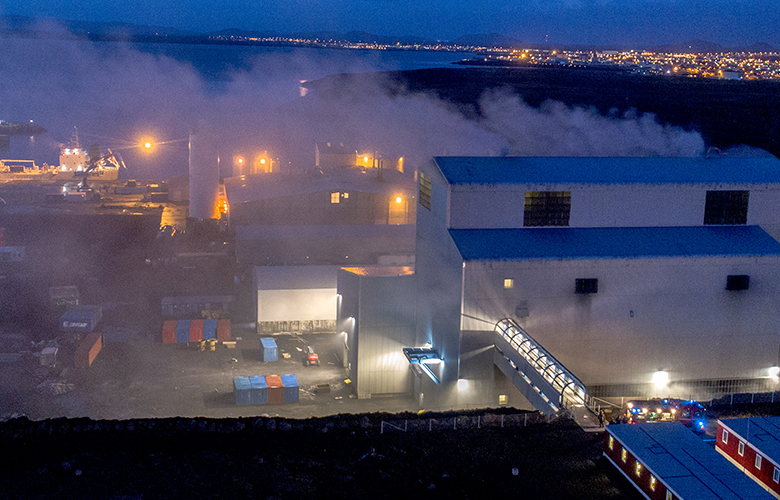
[0,26,705,179]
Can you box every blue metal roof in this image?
[722,417,780,464]
[433,157,780,185]
[450,226,780,261]
[608,422,774,500]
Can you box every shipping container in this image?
[189,319,204,342]
[40,347,57,366]
[74,332,102,368]
[261,337,278,362]
[203,319,218,340]
[162,320,177,344]
[266,375,284,404]
[233,376,252,406]
[216,319,231,341]
[249,376,268,405]
[49,286,79,308]
[281,374,299,403]
[149,192,169,203]
[59,305,102,332]
[176,320,191,343]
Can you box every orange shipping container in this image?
[216,319,231,342]
[162,320,177,344]
[189,319,204,342]
[74,332,103,368]
[266,375,284,404]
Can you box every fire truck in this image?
[626,398,707,432]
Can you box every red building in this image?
[717,417,780,499]
[605,422,773,500]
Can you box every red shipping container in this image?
[74,332,103,368]
[162,320,177,344]
[266,375,284,404]
[189,319,204,342]
[216,319,231,341]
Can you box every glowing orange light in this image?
[144,142,152,149]
[395,196,403,204]
[363,156,369,162]
[237,158,244,164]
[260,158,266,165]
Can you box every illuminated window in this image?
[774,467,779,483]
[418,172,432,210]
[738,441,745,456]
[704,190,748,225]
[343,192,349,199]
[635,462,642,477]
[756,455,762,470]
[621,449,627,463]
[524,191,570,227]
[331,192,340,204]
[650,475,657,491]
[608,436,614,450]
[498,394,508,405]
[722,430,728,444]
[666,492,672,500]
[504,279,514,289]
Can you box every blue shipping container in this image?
[203,319,218,340]
[59,306,102,332]
[234,376,252,405]
[281,374,299,403]
[176,320,191,343]
[261,337,278,362]
[249,376,268,405]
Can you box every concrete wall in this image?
[448,183,780,229]
[461,255,780,389]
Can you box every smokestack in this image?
[188,126,220,220]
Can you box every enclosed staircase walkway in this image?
[493,318,606,431]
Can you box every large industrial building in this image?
[228,150,417,335]
[338,156,780,411]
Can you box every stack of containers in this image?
[162,320,177,344]
[261,337,278,362]
[233,376,252,405]
[203,319,218,340]
[216,319,231,341]
[281,374,299,403]
[59,305,103,332]
[175,320,191,343]
[74,332,103,368]
[266,375,284,404]
[249,376,268,405]
[189,319,204,342]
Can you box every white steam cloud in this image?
[0,23,704,179]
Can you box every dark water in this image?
[0,38,469,178]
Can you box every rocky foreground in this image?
[1,408,640,500]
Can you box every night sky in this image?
[1,0,779,47]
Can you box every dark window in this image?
[726,275,749,291]
[419,172,432,210]
[524,191,571,226]
[704,191,748,225]
[575,278,598,294]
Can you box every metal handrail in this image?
[495,318,587,407]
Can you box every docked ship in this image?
[0,158,54,181]
[55,127,123,181]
